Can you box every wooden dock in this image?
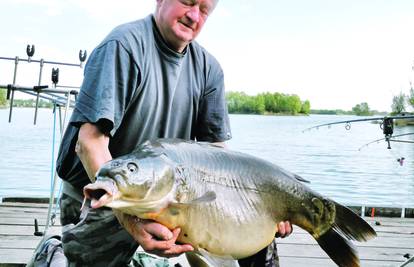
[1,200,413,267]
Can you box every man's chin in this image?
[170,36,193,51]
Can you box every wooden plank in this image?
[278,243,414,262]
[279,256,404,267]
[0,213,53,220]
[0,202,52,208]
[281,225,414,239]
[0,248,33,265]
[278,234,414,249]
[0,238,42,249]
[0,206,54,214]
[367,218,414,227]
[0,217,61,226]
[2,197,55,204]
[0,225,61,236]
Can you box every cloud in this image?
[5,0,65,16]
[68,0,155,22]
[3,0,155,19]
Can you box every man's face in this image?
[155,0,216,52]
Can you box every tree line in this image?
[226,91,310,115]
[349,84,414,116]
[390,85,414,114]
[0,91,53,108]
[3,87,414,116]
[0,90,6,107]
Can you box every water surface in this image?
[1,108,413,207]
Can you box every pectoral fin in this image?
[173,191,216,207]
[188,191,216,204]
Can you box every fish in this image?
[83,139,376,267]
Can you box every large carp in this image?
[84,139,376,267]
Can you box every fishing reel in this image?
[381,117,394,149]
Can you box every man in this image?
[56,0,291,266]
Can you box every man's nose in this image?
[186,5,201,23]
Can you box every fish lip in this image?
[83,178,120,209]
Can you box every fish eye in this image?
[127,162,138,173]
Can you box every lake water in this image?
[1,108,414,207]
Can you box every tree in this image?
[352,102,371,116]
[226,91,247,113]
[226,91,310,115]
[286,94,302,114]
[407,83,414,109]
[301,100,311,114]
[391,92,406,114]
[0,89,7,107]
[252,94,265,114]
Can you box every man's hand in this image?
[275,220,292,238]
[114,211,193,257]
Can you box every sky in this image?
[1,0,414,112]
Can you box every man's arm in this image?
[76,122,193,257]
[75,123,112,181]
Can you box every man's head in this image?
[155,0,218,53]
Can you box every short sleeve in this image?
[195,63,232,142]
[70,40,140,136]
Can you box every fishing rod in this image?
[0,44,86,124]
[302,115,414,132]
[0,84,78,107]
[358,132,414,151]
[303,115,414,149]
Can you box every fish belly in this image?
[153,192,278,259]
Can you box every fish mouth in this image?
[83,178,120,209]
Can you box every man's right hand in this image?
[114,211,194,257]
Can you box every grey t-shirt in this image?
[56,15,231,189]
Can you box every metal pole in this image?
[0,56,81,67]
[25,92,74,267]
[44,92,72,233]
[0,84,79,95]
[400,256,414,267]
[5,89,72,107]
[8,57,19,122]
[58,106,63,134]
[33,59,44,125]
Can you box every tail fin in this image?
[315,202,377,267]
[316,228,360,267]
[334,202,377,242]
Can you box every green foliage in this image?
[408,84,414,109]
[226,91,310,115]
[0,90,7,107]
[12,99,53,108]
[352,102,372,116]
[226,91,265,114]
[0,91,56,109]
[391,92,406,114]
[300,100,311,114]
